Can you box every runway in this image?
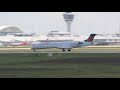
[0,47,120,53]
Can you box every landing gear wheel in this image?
[68,49,71,51]
[62,49,65,52]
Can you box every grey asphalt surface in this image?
[0,48,120,53]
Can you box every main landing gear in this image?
[68,49,71,52]
[62,49,71,52]
[62,49,65,52]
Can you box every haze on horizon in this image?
[0,12,120,36]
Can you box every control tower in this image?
[63,12,75,33]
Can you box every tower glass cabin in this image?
[63,12,75,33]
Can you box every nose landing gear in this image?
[32,49,36,52]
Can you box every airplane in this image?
[10,41,30,46]
[31,34,97,52]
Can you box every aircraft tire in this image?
[62,49,65,52]
[68,49,71,51]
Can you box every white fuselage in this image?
[31,41,92,49]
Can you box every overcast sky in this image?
[0,12,120,36]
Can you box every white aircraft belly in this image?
[56,44,73,49]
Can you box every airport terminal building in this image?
[0,26,35,42]
[0,26,23,35]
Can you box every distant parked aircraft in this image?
[10,41,30,46]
